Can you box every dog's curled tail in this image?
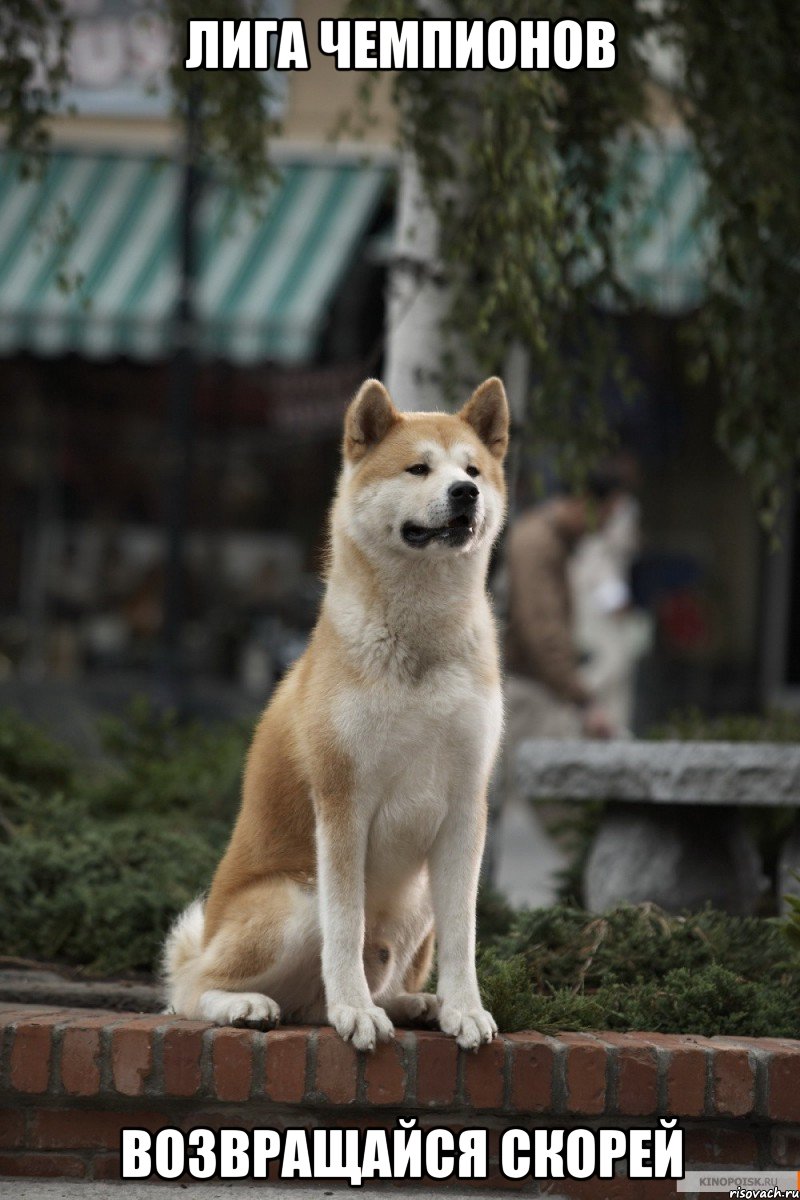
[161,898,205,1014]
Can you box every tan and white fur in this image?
[163,376,510,1051]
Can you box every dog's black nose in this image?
[448,480,479,508]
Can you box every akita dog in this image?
[163,376,509,1051]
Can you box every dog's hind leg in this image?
[198,988,281,1028]
[403,926,436,993]
[165,876,323,1027]
[381,926,440,1025]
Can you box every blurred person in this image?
[489,468,628,908]
[503,468,627,743]
[570,489,653,733]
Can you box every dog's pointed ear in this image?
[459,377,509,460]
[344,379,401,462]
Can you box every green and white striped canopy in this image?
[612,134,711,312]
[0,151,389,363]
[0,137,708,365]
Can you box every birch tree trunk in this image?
[383,152,452,412]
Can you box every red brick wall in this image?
[1,1004,799,1195]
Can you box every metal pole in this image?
[160,83,202,713]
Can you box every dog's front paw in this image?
[329,1003,394,1051]
[438,1002,497,1050]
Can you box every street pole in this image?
[160,82,202,714]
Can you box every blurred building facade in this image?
[0,0,398,700]
[0,5,793,724]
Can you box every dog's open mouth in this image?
[401,513,476,548]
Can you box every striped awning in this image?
[0,151,389,363]
[611,134,711,313]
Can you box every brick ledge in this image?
[1,1003,799,1192]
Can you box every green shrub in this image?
[493,902,795,989]
[649,707,800,743]
[475,897,800,1037]
[0,812,226,974]
[479,959,798,1040]
[90,697,248,819]
[785,874,800,953]
[0,701,244,974]
[0,708,74,791]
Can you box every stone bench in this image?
[516,740,800,914]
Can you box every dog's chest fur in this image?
[332,631,502,891]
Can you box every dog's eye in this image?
[406,463,430,476]
[466,465,480,478]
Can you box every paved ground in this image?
[1,1184,548,1199]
